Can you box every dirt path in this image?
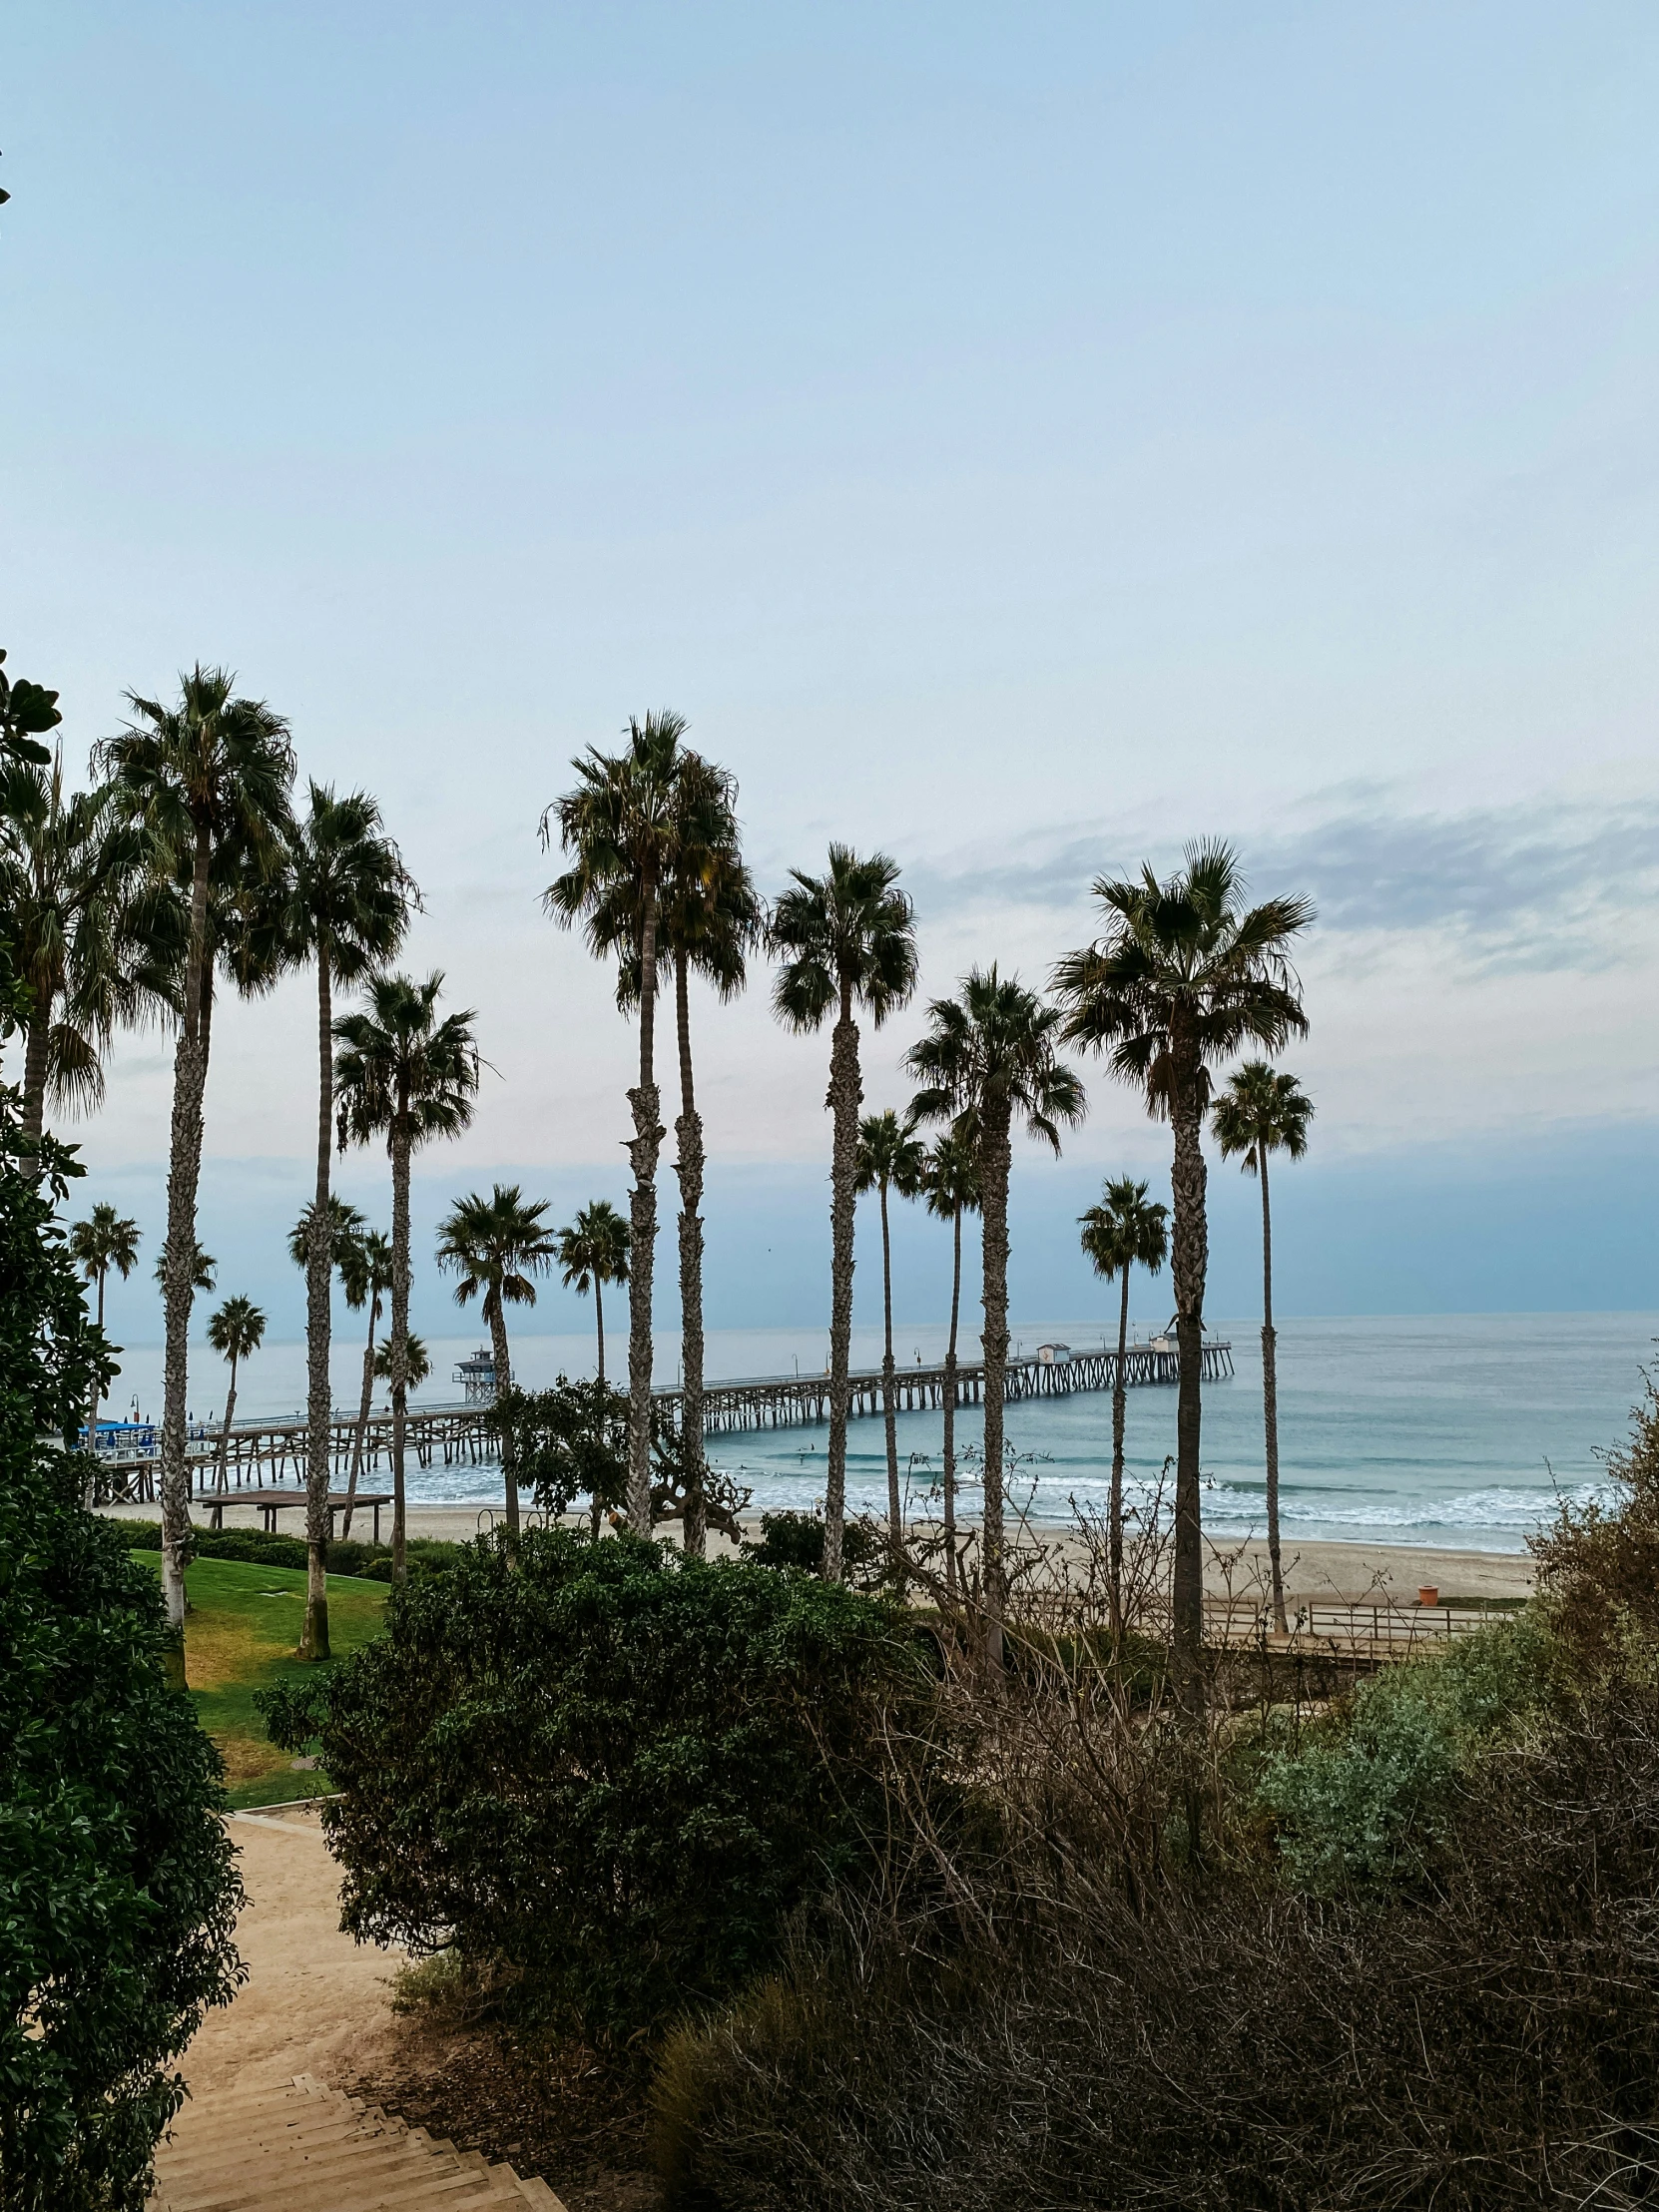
[182,1804,407,2095]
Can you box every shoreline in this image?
[98,1500,1538,1602]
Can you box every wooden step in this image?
[149,2074,567,2211]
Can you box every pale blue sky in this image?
[5,4,1658,1336]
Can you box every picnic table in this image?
[197,1487,394,1544]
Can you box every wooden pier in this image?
[97,1337,1233,1498]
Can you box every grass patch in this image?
[138,1554,387,1808]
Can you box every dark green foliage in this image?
[106,1520,458,1581]
[261,1527,918,2040]
[486,1379,627,1524]
[742,1509,885,1587]
[0,1105,243,2210]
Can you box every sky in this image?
[4,3,1658,1350]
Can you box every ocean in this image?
[104,1310,1656,1554]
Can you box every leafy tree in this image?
[770,847,918,1582]
[1212,1063,1314,1633]
[907,968,1084,1657]
[0,646,61,769]
[1078,1176,1169,1629]
[260,1529,917,2041]
[0,750,151,1151]
[0,1096,242,2209]
[68,1204,140,1436]
[337,1226,392,1536]
[556,1200,630,1389]
[542,711,704,1534]
[334,971,479,1579]
[436,1185,556,1543]
[922,1131,980,1598]
[276,784,413,1661]
[93,667,295,1658]
[854,1110,927,1565]
[488,1378,628,1539]
[1053,843,1312,1694]
[204,1295,266,1492]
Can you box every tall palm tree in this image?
[771,846,918,1582]
[93,666,294,1653]
[1212,1062,1314,1634]
[907,967,1085,1656]
[542,711,699,1534]
[374,1331,430,1391]
[436,1184,557,1542]
[277,784,413,1660]
[206,1294,266,1491]
[1079,1176,1169,1631]
[69,1202,141,1436]
[854,1109,927,1561]
[1053,841,1313,1694]
[558,1200,630,1388]
[0,749,151,1150]
[337,1225,393,1536]
[574,755,761,1555]
[921,1130,980,1598]
[287,1196,367,1546]
[334,970,479,1581]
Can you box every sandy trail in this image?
[183,1805,405,2096]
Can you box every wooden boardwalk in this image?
[99,1338,1233,1498]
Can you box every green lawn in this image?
[140,1554,387,1809]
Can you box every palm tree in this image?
[854,1109,927,1562]
[287,1193,368,1278]
[542,710,699,1535]
[374,1331,430,1391]
[334,971,479,1580]
[921,1130,979,1598]
[153,1239,216,1296]
[69,1202,141,1436]
[93,666,294,1652]
[278,784,413,1658]
[1053,841,1313,1694]
[1079,1176,1169,1631]
[0,748,151,1150]
[1212,1062,1314,1634]
[206,1295,266,1491]
[568,754,761,1555]
[337,1225,393,1536]
[557,1200,630,1388]
[436,1184,557,1542]
[771,846,918,1582]
[907,968,1084,1655]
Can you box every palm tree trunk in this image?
[978,1097,1013,1666]
[20,985,52,1154]
[624,885,663,1535]
[300,952,334,1661]
[878,1180,901,1566]
[215,1352,240,1491]
[594,1278,606,1388]
[341,1294,377,1539]
[824,987,861,1584]
[1259,1149,1286,1633]
[389,1105,412,1582]
[942,1209,961,1601]
[1168,1036,1209,1705]
[490,1294,518,1545]
[673,955,709,1557]
[1110,1268,1131,1635]
[159,825,214,1675]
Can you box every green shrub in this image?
[1257,1615,1560,1889]
[107,1519,458,1581]
[742,1509,886,1586]
[0,1113,243,2209]
[261,1526,921,2041]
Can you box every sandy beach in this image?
[102,1498,1536,1603]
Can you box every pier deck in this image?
[96,1338,1233,1499]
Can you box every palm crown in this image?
[279,783,413,981]
[437,1185,557,1325]
[906,966,1086,1150]
[333,972,481,1154]
[558,1201,631,1296]
[70,1203,142,1289]
[339,1227,394,1313]
[1079,1175,1169,1285]
[770,844,918,1031]
[922,1130,981,1222]
[207,1295,265,1364]
[1052,840,1313,1115]
[541,711,697,951]
[1211,1060,1315,1174]
[854,1110,927,1200]
[287,1196,367,1274]
[155,1239,216,1295]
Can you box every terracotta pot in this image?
[1417,1585,1439,1609]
